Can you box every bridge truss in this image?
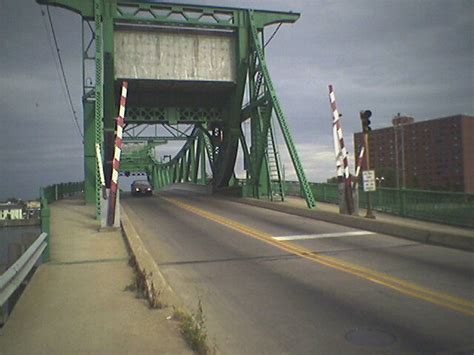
[37,0,316,217]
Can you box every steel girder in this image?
[243,11,316,208]
[37,0,299,27]
[120,145,154,175]
[147,125,212,190]
[37,0,316,215]
[125,107,224,125]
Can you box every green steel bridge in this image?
[37,0,316,219]
[2,4,472,351]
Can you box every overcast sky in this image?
[0,0,472,200]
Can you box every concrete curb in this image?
[121,205,219,354]
[234,198,474,252]
[120,206,183,309]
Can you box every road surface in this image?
[122,190,473,354]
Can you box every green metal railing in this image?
[284,181,474,228]
[40,182,84,261]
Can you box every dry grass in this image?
[124,258,164,309]
[173,301,209,355]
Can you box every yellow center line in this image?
[163,197,474,317]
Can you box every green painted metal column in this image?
[83,100,96,204]
[40,196,51,262]
[200,136,207,184]
[191,138,199,183]
[93,0,104,217]
[248,10,316,209]
[102,0,116,190]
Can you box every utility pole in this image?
[393,113,411,189]
[400,125,406,188]
[360,110,375,219]
[394,126,400,189]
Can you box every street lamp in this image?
[376,176,385,187]
[376,176,384,204]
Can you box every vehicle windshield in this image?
[132,180,150,186]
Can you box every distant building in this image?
[0,203,24,220]
[26,201,41,219]
[354,114,474,192]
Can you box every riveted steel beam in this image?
[36,0,308,213]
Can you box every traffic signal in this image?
[360,110,372,133]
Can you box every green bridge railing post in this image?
[399,188,406,217]
[40,181,84,263]
[40,188,51,262]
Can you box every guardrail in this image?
[41,182,84,204]
[0,233,47,307]
[284,181,474,228]
[40,181,84,261]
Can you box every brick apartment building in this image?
[354,114,474,192]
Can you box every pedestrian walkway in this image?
[237,195,473,251]
[285,196,474,238]
[0,198,191,354]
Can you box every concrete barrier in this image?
[120,206,183,308]
[0,219,40,228]
[235,198,474,252]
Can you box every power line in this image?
[42,6,84,141]
[264,22,282,48]
[40,6,76,136]
[40,8,65,96]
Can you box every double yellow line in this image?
[164,197,474,317]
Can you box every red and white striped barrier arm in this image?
[329,85,349,180]
[353,145,365,188]
[107,81,128,226]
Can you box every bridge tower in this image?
[37,0,316,217]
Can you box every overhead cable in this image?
[42,6,84,141]
[264,22,282,48]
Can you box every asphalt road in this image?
[122,190,473,354]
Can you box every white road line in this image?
[273,231,375,241]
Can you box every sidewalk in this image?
[0,198,191,354]
[287,197,474,237]
[237,196,474,251]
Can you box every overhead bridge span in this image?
[38,0,316,220]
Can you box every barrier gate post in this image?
[107,81,128,227]
[328,85,354,215]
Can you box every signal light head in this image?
[360,110,373,133]
[360,110,372,119]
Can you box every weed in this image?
[124,266,165,308]
[173,300,209,355]
[123,281,136,292]
[128,255,137,268]
[148,281,164,309]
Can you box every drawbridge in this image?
[37,0,316,217]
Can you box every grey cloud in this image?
[1,0,472,200]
